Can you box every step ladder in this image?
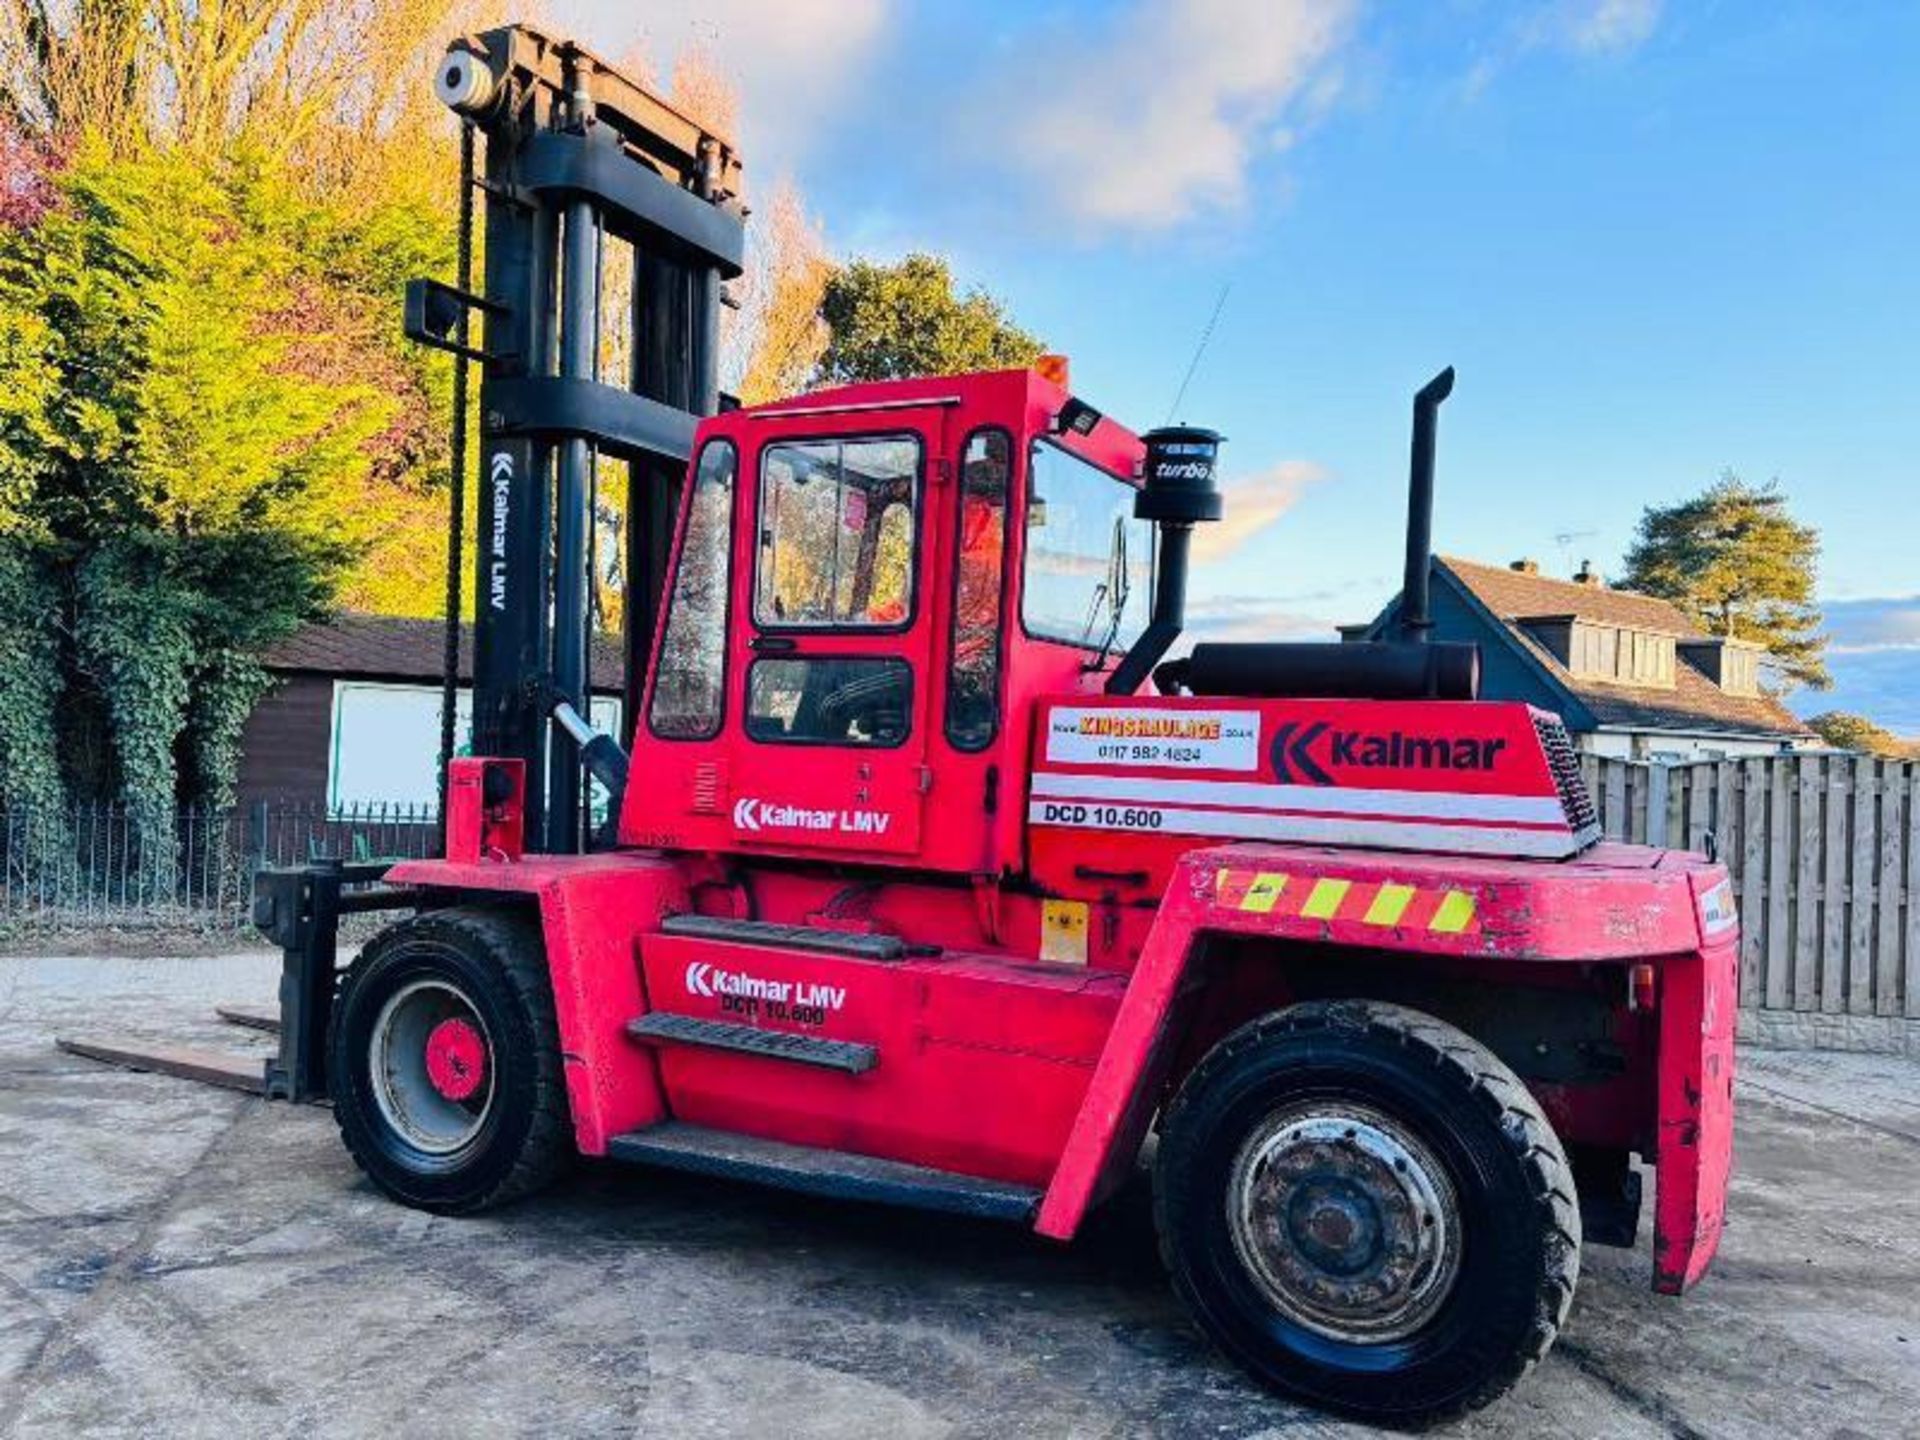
[627,1012,877,1074]
[658,912,921,961]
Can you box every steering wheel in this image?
[810,665,910,744]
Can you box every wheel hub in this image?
[424,1017,488,1102]
[1228,1103,1461,1344]
[368,980,495,1155]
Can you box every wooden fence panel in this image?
[1586,753,1915,1018]
[1767,760,1792,1011]
[1878,766,1905,1017]
[1792,758,1818,1010]
[1821,756,1847,1013]
[1849,756,1875,1015]
[1684,766,1713,856]
[1908,767,1920,1018]
[1739,759,1766,1009]
[1603,763,1629,839]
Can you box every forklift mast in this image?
[409,25,744,853]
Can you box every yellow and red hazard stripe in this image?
[1213,868,1479,935]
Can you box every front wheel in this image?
[1154,1000,1580,1427]
[329,907,571,1214]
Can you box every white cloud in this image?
[1466,0,1662,96]
[1514,0,1663,58]
[977,0,1359,230]
[1821,596,1920,654]
[1788,650,1920,736]
[1190,460,1327,563]
[1179,594,1341,650]
[1560,0,1663,54]
[559,0,890,162]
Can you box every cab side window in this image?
[647,440,736,740]
[945,429,1009,751]
[755,436,919,628]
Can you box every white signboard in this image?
[1044,707,1261,772]
[329,682,621,814]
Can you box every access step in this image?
[627,1012,877,1074]
[605,1122,1041,1223]
[659,913,915,962]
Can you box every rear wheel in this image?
[1154,1000,1580,1427]
[329,907,570,1213]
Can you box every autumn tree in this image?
[1620,475,1829,690]
[0,0,483,893]
[728,180,832,404]
[1,0,478,183]
[817,253,1043,385]
[0,0,486,623]
[1805,712,1916,759]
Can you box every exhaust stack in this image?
[1147,366,1480,704]
[1399,366,1454,643]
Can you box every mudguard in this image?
[384,854,689,1154]
[1036,841,1736,1295]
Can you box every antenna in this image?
[1165,282,1231,425]
[1553,529,1596,574]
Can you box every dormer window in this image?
[1616,628,1676,686]
[1679,638,1762,696]
[1521,616,1676,689]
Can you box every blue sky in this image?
[566,0,1920,730]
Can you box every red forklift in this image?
[61,28,1736,1427]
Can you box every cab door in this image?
[721,405,955,859]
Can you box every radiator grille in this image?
[1533,712,1600,843]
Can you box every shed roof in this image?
[263,613,625,692]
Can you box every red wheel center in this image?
[424,1017,487,1102]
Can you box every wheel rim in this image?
[368,979,496,1155]
[1226,1101,1462,1344]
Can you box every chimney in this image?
[1573,559,1603,588]
[1509,557,1539,575]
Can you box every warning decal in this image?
[1045,707,1260,772]
[1213,868,1481,936]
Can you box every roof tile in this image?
[1440,556,1704,634]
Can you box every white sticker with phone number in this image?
[1045,708,1260,771]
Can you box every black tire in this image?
[1153,999,1580,1428]
[329,906,570,1214]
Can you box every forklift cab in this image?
[622,364,1152,876]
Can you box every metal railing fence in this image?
[0,801,440,934]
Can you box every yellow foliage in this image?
[0,0,839,630]
[730,179,833,405]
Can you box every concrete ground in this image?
[1,953,1916,1440]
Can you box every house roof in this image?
[263,613,626,692]
[1438,556,1700,635]
[1435,557,1813,740]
